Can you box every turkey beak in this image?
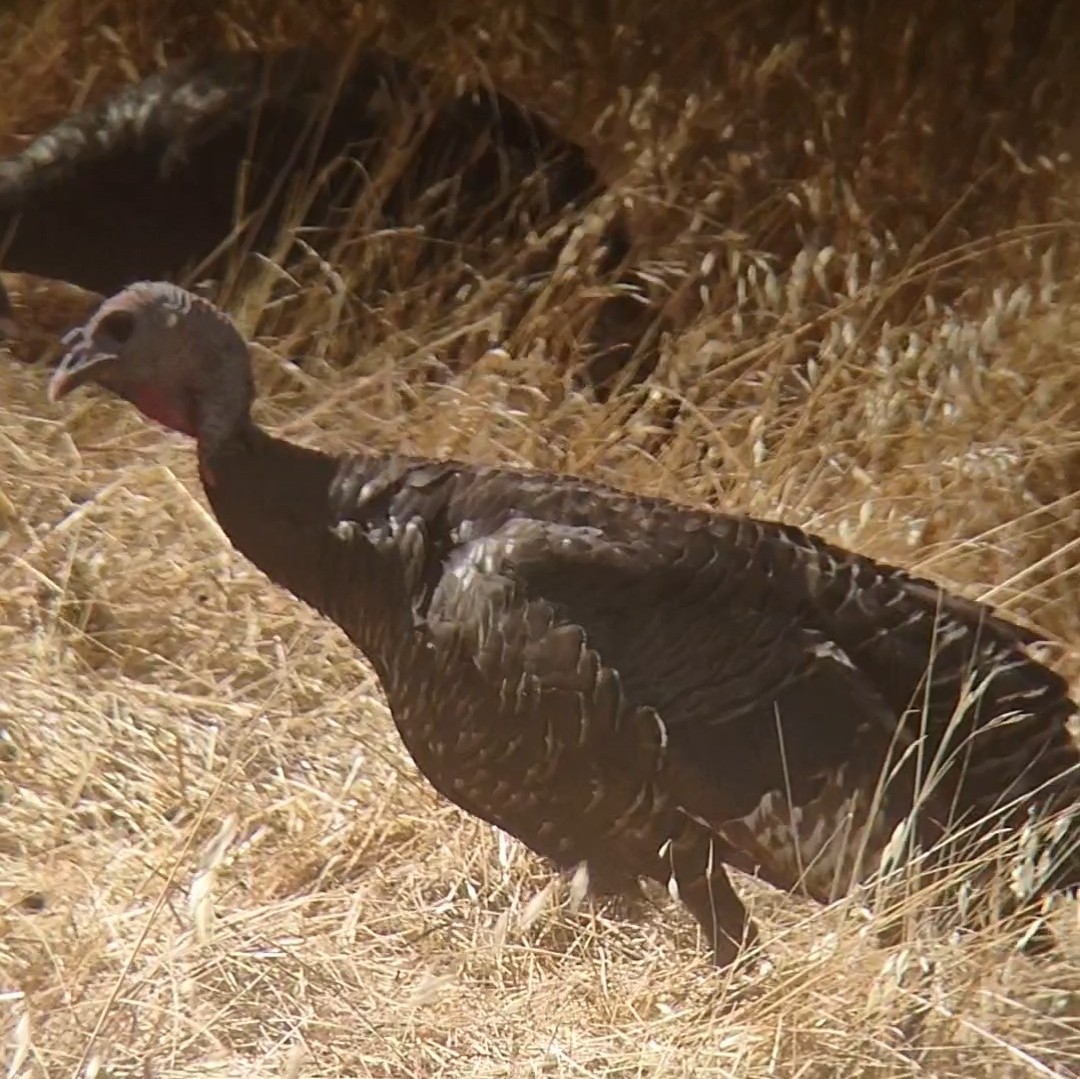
[48,332,118,402]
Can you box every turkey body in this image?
[48,282,1079,963]
[201,424,1079,961]
[0,46,632,369]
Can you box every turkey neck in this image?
[198,419,403,659]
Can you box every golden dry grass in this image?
[2,2,1079,1076]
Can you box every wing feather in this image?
[420,515,913,829]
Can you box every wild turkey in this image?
[48,282,1078,964]
[1,46,644,387]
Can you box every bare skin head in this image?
[49,281,253,447]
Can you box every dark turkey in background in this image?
[0,45,655,392]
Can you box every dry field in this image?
[2,2,1079,1076]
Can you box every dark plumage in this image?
[0,46,615,286]
[49,283,1078,964]
[2,47,642,385]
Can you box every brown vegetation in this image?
[1,1,1078,1075]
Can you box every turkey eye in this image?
[98,309,136,344]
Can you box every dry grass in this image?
[2,2,1079,1076]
